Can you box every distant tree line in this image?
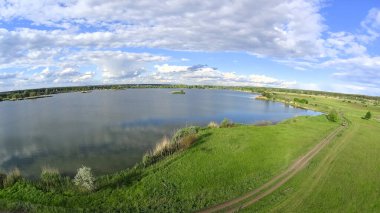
[0,84,379,102]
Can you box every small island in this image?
[171,90,186,94]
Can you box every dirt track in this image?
[198,124,346,213]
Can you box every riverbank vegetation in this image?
[0,86,379,212]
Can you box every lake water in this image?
[0,89,320,177]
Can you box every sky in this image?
[0,0,379,95]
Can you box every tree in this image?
[363,111,372,120]
[12,93,21,100]
[23,90,30,98]
[262,91,273,99]
[74,166,95,191]
[30,91,37,97]
[327,109,338,122]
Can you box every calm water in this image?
[0,89,320,177]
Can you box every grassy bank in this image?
[0,114,338,212]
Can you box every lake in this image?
[0,89,320,177]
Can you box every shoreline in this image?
[0,88,324,179]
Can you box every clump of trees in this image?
[327,109,339,122]
[362,111,372,120]
[262,91,275,99]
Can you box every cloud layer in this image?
[0,1,379,94]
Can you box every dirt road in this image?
[199,124,346,213]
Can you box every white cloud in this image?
[151,64,295,88]
[154,64,188,73]
[31,67,90,82]
[324,32,367,57]
[0,72,18,79]
[327,83,380,96]
[0,50,169,90]
[295,83,321,91]
[0,0,325,58]
[72,72,94,83]
[360,8,380,43]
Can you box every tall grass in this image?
[3,168,22,188]
[0,172,6,189]
[152,136,174,157]
[179,134,198,149]
[39,167,65,192]
[171,126,200,144]
[143,126,200,167]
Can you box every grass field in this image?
[244,92,380,212]
[0,90,379,212]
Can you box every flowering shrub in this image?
[74,166,95,191]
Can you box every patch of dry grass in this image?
[4,168,22,188]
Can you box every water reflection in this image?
[0,89,320,177]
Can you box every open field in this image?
[201,123,346,212]
[243,92,380,212]
[0,88,379,212]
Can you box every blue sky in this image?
[0,0,379,95]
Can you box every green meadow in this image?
[245,92,380,212]
[0,89,379,212]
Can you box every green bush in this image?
[3,168,22,188]
[326,110,339,122]
[294,98,309,104]
[220,118,234,128]
[363,111,372,120]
